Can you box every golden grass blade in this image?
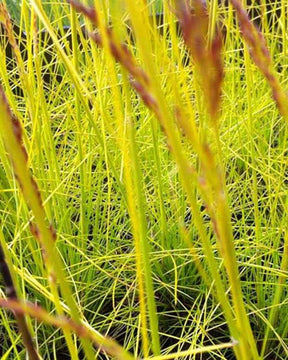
[145,339,238,360]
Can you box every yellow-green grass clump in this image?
[0,0,287,359]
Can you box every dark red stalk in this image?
[0,298,135,360]
[0,245,40,360]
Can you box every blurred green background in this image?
[6,0,163,23]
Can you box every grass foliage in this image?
[0,0,287,359]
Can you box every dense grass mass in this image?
[0,0,287,359]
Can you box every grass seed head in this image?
[176,0,224,120]
[67,0,98,26]
[229,0,288,119]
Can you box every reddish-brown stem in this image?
[0,245,40,360]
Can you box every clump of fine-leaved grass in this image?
[0,0,287,359]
